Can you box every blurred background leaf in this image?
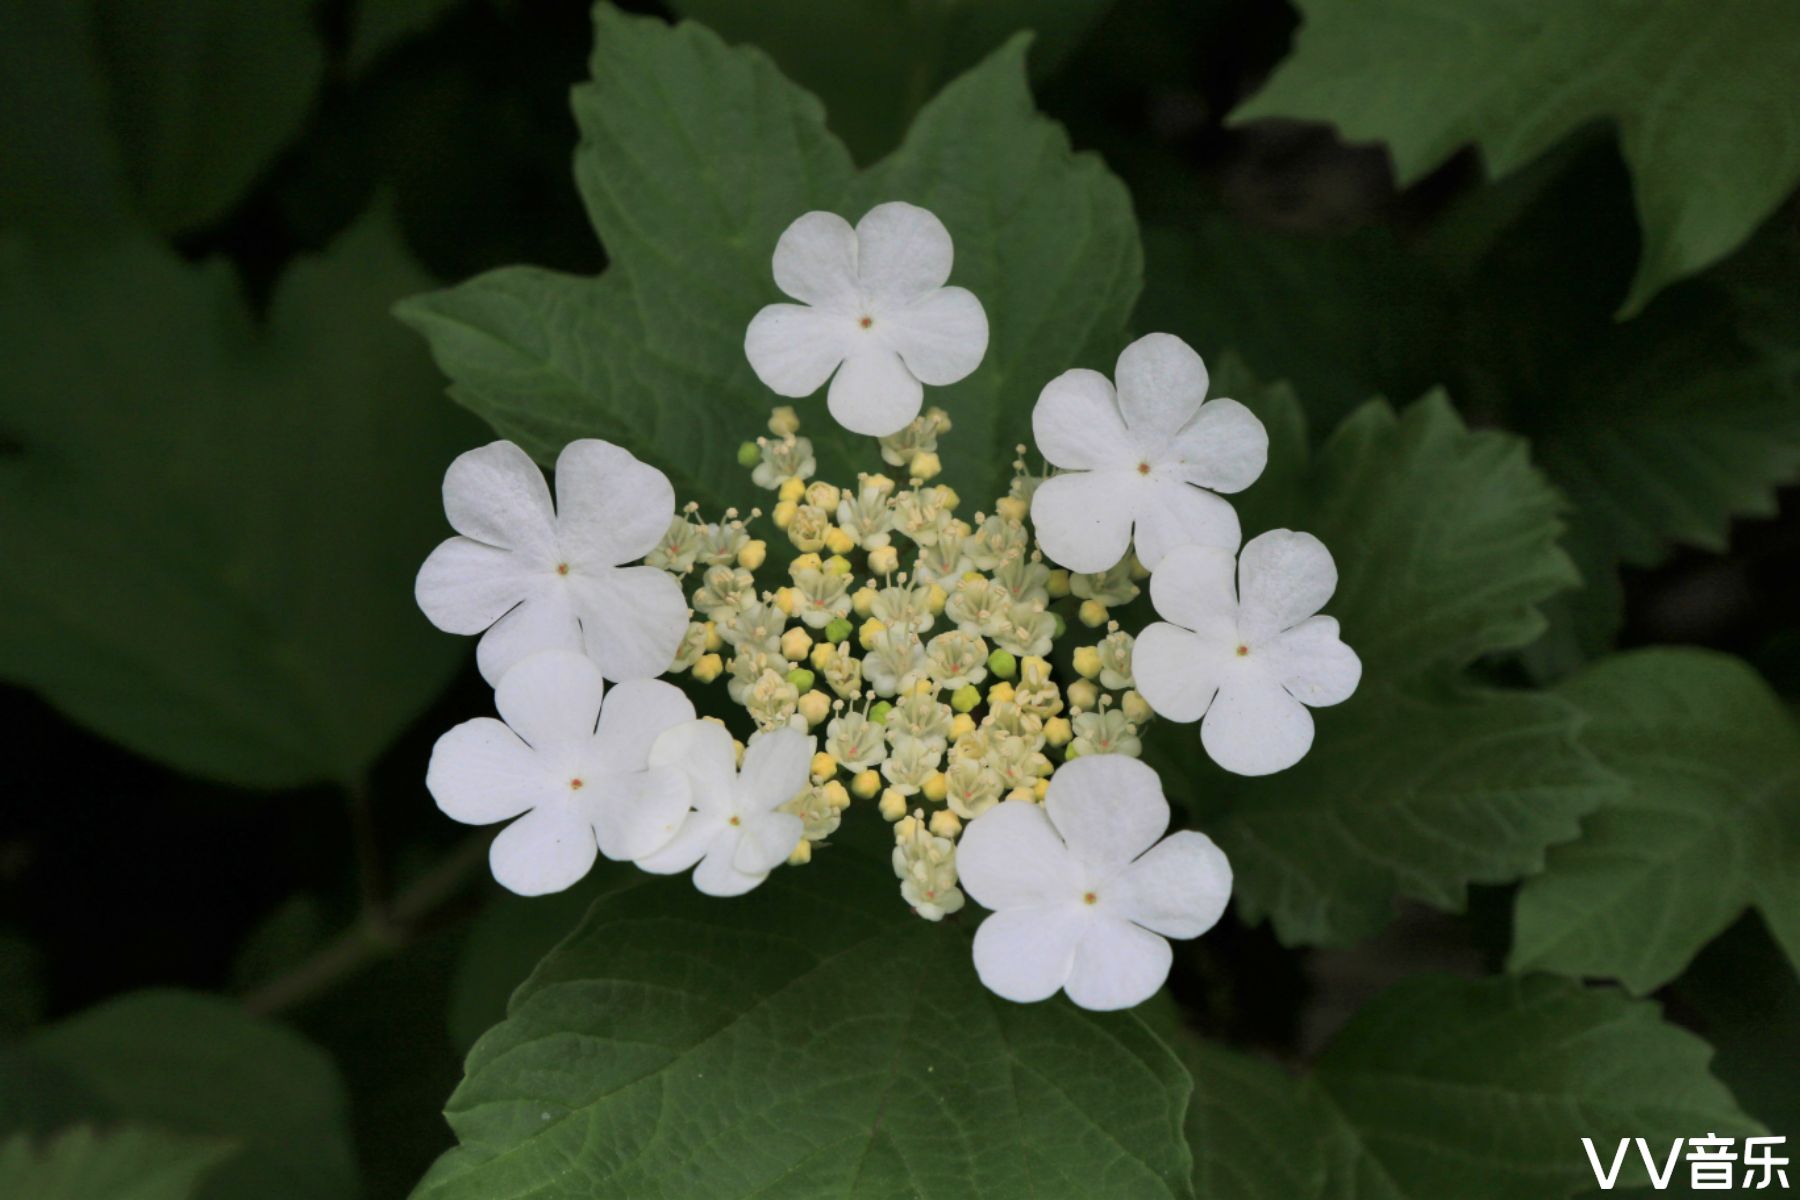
[0,1126,235,1200]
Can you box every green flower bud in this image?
[951,684,982,713]
[869,700,893,725]
[1051,612,1067,639]
[824,617,853,644]
[786,668,816,691]
[986,648,1018,679]
[737,440,762,468]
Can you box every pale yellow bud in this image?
[859,618,886,650]
[928,809,962,838]
[771,499,798,529]
[1032,778,1049,801]
[1122,689,1153,723]
[925,584,947,615]
[780,626,813,661]
[867,545,900,576]
[737,539,767,570]
[822,780,851,810]
[922,771,948,803]
[778,477,806,504]
[804,481,840,510]
[692,652,724,683]
[851,769,882,800]
[1047,569,1072,599]
[988,681,1016,706]
[810,749,837,778]
[799,693,832,729]
[1067,679,1099,712]
[1044,716,1072,747]
[809,642,838,672]
[773,586,798,615]
[1072,646,1103,679]
[823,526,855,556]
[879,789,908,821]
[1078,599,1108,628]
[789,552,824,576]
[996,495,1029,522]
[823,553,853,576]
[768,405,801,436]
[910,451,942,481]
[949,712,976,740]
[702,621,722,652]
[786,838,812,866]
[852,586,878,616]
[933,485,960,511]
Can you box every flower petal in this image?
[1111,830,1233,939]
[593,679,697,771]
[1147,542,1240,637]
[1130,622,1223,724]
[957,799,1081,910]
[488,805,597,896]
[771,210,859,309]
[474,583,583,687]
[1164,398,1267,494]
[1237,529,1338,645]
[882,286,987,386]
[1063,917,1172,1011]
[441,441,556,560]
[738,727,815,813]
[971,904,1086,1004]
[1044,756,1169,876]
[1264,615,1361,707]
[554,440,676,567]
[588,765,691,862]
[746,303,854,397]
[425,717,546,825]
[1201,673,1315,776]
[1030,469,1136,574]
[415,536,531,634]
[855,201,952,304]
[495,648,604,748]
[573,564,689,682]
[827,345,922,437]
[735,811,804,875]
[1131,479,1242,570]
[1115,333,1208,443]
[693,830,766,897]
[1031,368,1135,470]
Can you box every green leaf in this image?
[349,0,464,73]
[1305,974,1761,1199]
[665,0,1115,162]
[1160,392,1609,946]
[89,0,325,234]
[0,1126,235,1200]
[1232,0,1800,315]
[414,853,1194,1199]
[397,5,1140,512]
[1179,1039,1322,1200]
[1510,649,1800,992]
[0,210,476,788]
[5,990,357,1200]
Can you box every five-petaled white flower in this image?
[426,651,696,896]
[1030,332,1268,574]
[744,202,989,438]
[1133,532,1361,777]
[415,439,688,686]
[637,722,813,896]
[956,755,1232,1011]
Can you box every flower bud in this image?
[986,648,1017,679]
[987,681,1015,707]
[927,809,962,838]
[858,618,885,650]
[702,621,722,651]
[1122,689,1153,723]
[868,545,900,576]
[786,839,812,866]
[925,584,947,614]
[1047,569,1072,598]
[851,587,877,617]
[951,683,981,713]
[823,526,855,556]
[996,495,1028,522]
[851,769,882,799]
[824,616,853,643]
[771,499,798,529]
[949,712,976,740]
[922,771,948,804]
[799,692,832,728]
[773,586,798,615]
[869,700,893,725]
[737,539,767,570]
[1067,679,1099,712]
[786,667,816,691]
[823,553,852,575]
[878,789,908,821]
[737,441,762,468]
[809,641,837,671]
[1072,646,1103,679]
[1078,599,1108,628]
[1044,716,1072,747]
[911,451,942,481]
[780,626,813,661]
[692,653,724,683]
[790,552,823,575]
[768,405,801,436]
[810,749,837,779]
[778,476,806,504]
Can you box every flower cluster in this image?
[410,200,1359,1011]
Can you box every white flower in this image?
[956,756,1232,1011]
[637,723,812,896]
[1029,333,1268,573]
[415,440,689,686]
[425,651,696,896]
[1133,532,1361,777]
[744,202,989,437]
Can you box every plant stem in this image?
[241,832,490,1017]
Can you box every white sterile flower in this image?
[425,651,695,896]
[956,755,1233,1011]
[638,723,813,896]
[744,202,989,437]
[1133,531,1362,777]
[1029,333,1269,573]
[415,440,689,686]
